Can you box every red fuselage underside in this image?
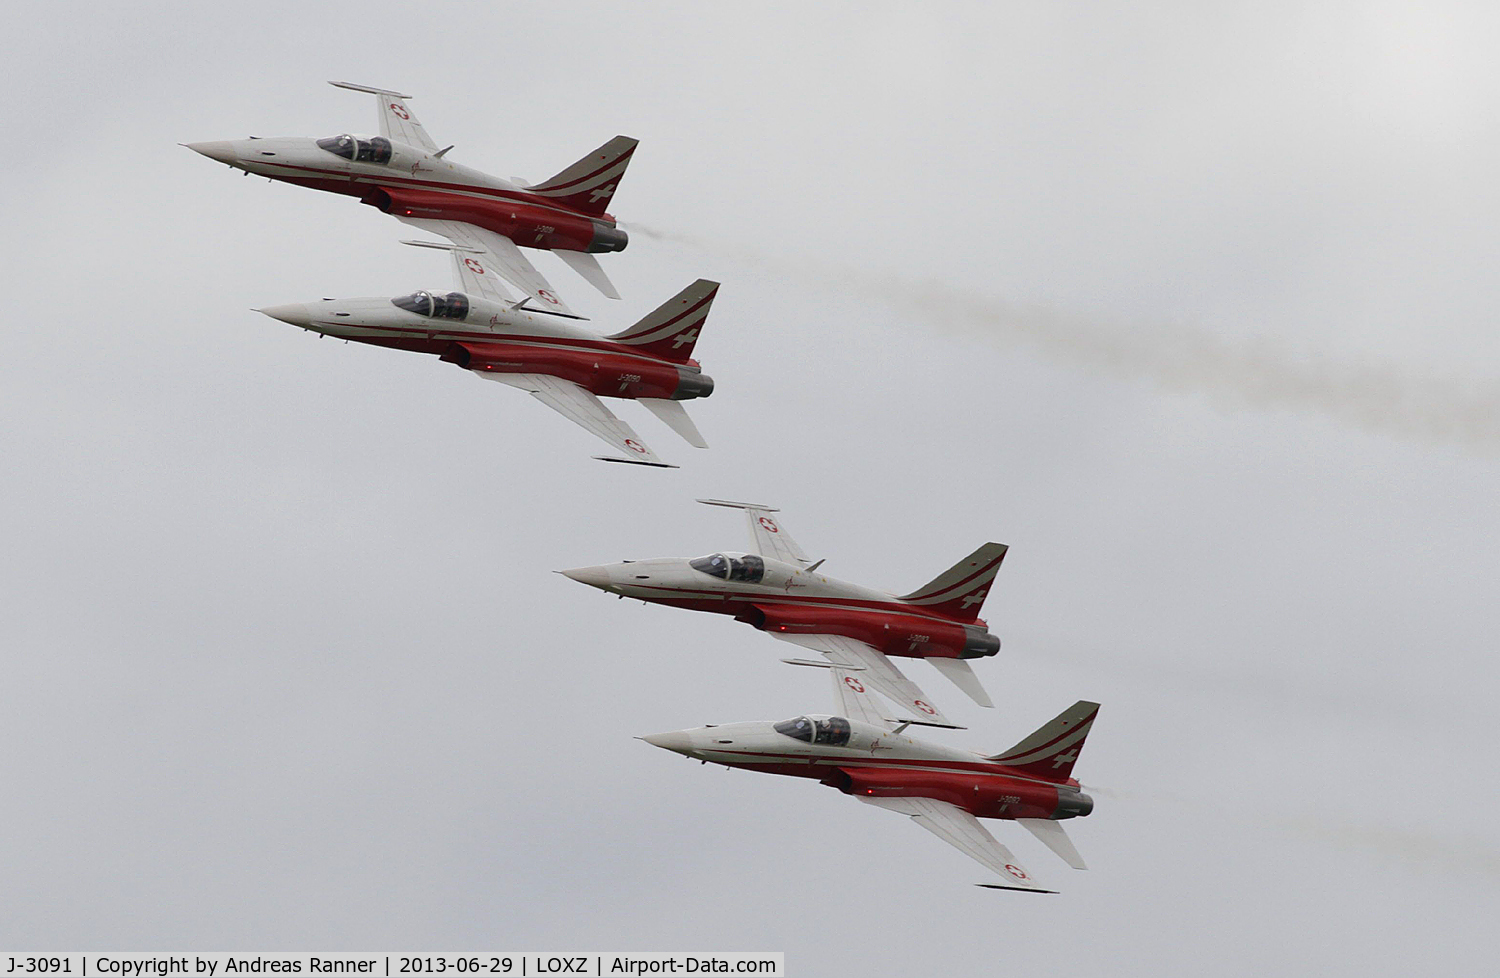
[717,750,1075,821]
[327,326,692,401]
[633,583,982,660]
[265,162,607,252]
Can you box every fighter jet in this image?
[641,663,1098,892]
[186,81,636,317]
[559,500,1007,723]
[257,235,716,467]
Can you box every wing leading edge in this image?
[696,499,810,567]
[857,796,1056,893]
[478,372,673,467]
[396,218,584,319]
[769,632,954,726]
[329,80,439,153]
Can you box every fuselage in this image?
[642,716,1092,823]
[258,293,712,402]
[186,134,627,254]
[560,554,1000,661]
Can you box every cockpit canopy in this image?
[316,133,392,164]
[392,291,470,320]
[773,715,851,746]
[688,552,765,583]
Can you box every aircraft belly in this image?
[750,602,968,658]
[375,186,597,252]
[348,334,449,355]
[268,172,364,198]
[836,766,1063,821]
[727,760,832,780]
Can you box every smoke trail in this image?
[1124,787,1500,881]
[629,224,1500,453]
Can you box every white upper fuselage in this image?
[187,134,533,210]
[258,293,603,347]
[562,553,914,613]
[643,716,993,775]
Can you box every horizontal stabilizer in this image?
[639,398,708,448]
[927,657,994,709]
[554,250,621,300]
[1017,818,1087,870]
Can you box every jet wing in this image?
[857,796,1055,893]
[828,666,891,730]
[396,217,584,319]
[329,81,439,153]
[477,372,673,467]
[696,499,810,567]
[769,632,953,726]
[401,238,517,304]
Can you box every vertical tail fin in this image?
[987,701,1099,782]
[608,280,719,362]
[528,135,638,217]
[898,543,1008,622]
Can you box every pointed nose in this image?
[640,730,695,754]
[557,565,615,589]
[184,140,240,164]
[256,303,313,328]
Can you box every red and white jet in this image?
[559,500,1007,723]
[642,664,1098,892]
[258,237,716,466]
[187,81,636,317]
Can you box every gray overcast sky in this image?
[4,1,1497,972]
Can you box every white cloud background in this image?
[3,1,1497,972]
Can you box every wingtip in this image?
[592,455,678,469]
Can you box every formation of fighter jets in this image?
[643,664,1097,894]
[562,499,1006,726]
[188,83,1102,892]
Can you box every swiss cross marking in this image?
[961,587,988,609]
[589,183,616,203]
[390,102,409,120]
[843,676,865,693]
[1004,864,1030,880]
[1051,748,1078,769]
[624,439,647,454]
[758,517,779,533]
[914,700,936,716]
[464,258,484,274]
[537,289,559,305]
[671,327,699,349]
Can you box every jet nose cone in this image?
[255,303,312,328]
[640,730,695,754]
[557,565,615,589]
[185,140,239,164]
